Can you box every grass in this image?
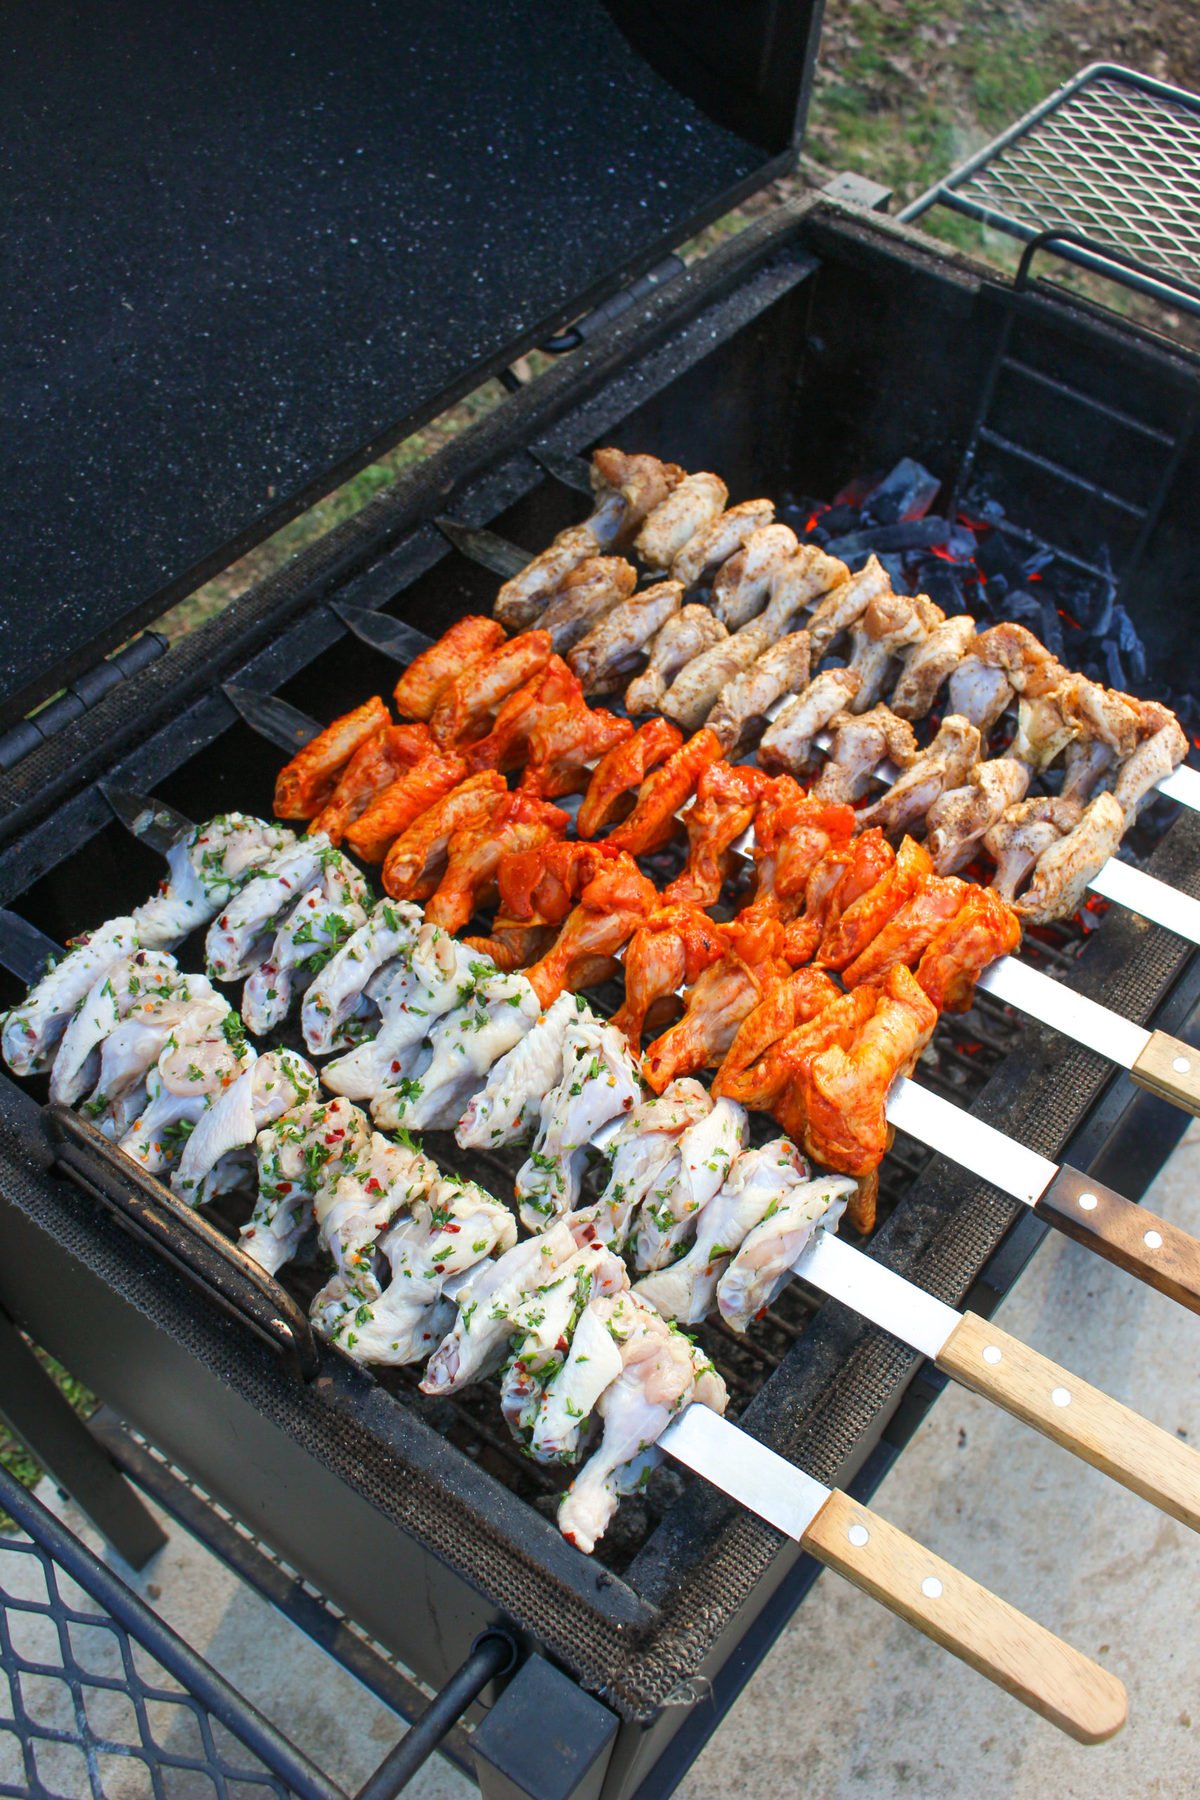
[0,1350,97,1532]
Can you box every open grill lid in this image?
[1,0,818,729]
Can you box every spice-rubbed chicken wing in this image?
[841,875,969,987]
[671,498,775,589]
[566,580,683,695]
[784,965,938,1182]
[806,554,892,660]
[857,715,981,837]
[946,653,1013,734]
[523,853,659,1008]
[757,667,863,775]
[494,525,600,632]
[394,616,507,720]
[429,629,553,746]
[711,525,799,629]
[588,447,686,549]
[1012,791,1125,925]
[969,621,1071,697]
[634,471,729,570]
[462,655,582,775]
[536,556,638,655]
[343,748,469,863]
[817,836,933,971]
[520,702,633,799]
[309,723,435,844]
[759,543,850,640]
[659,623,770,733]
[915,886,1021,1012]
[705,630,812,752]
[423,790,570,933]
[605,729,724,857]
[891,613,977,719]
[925,757,1031,874]
[610,904,727,1047]
[625,604,727,715]
[984,795,1082,904]
[641,914,789,1092]
[577,717,683,839]
[274,695,391,820]
[380,771,508,900]
[809,704,918,804]
[845,590,943,714]
[1111,697,1188,821]
[663,761,773,907]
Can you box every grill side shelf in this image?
[43,1105,319,1382]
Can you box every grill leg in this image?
[0,1306,166,1569]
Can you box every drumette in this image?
[514,1014,641,1230]
[239,1095,373,1275]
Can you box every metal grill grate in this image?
[0,1464,339,1800]
[902,65,1200,313]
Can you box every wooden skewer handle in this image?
[1034,1163,1200,1315]
[802,1489,1126,1744]
[1132,1030,1200,1117]
[939,1315,1200,1532]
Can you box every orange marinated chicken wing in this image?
[841,875,969,986]
[577,717,683,839]
[393,617,507,721]
[343,749,468,863]
[496,840,620,927]
[424,791,570,933]
[523,854,658,1008]
[747,782,856,918]
[520,704,633,799]
[463,657,582,774]
[714,966,843,1103]
[609,905,726,1047]
[309,723,435,843]
[816,836,933,971]
[273,695,391,820]
[786,965,937,1178]
[915,886,1021,1012]
[640,914,789,1092]
[605,728,724,857]
[662,761,773,908]
[429,630,553,747]
[380,771,508,900]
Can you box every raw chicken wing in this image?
[429,630,553,746]
[705,631,812,752]
[605,729,724,856]
[758,667,862,774]
[380,771,507,900]
[634,472,728,571]
[717,1171,856,1330]
[710,525,799,629]
[857,715,981,837]
[915,886,1021,1011]
[671,498,774,589]
[1012,792,1125,925]
[494,526,601,632]
[566,580,683,695]
[536,556,638,655]
[809,705,919,803]
[659,623,770,732]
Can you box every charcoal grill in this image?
[3,6,1200,1794]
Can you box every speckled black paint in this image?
[3,0,763,717]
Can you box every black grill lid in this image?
[2,0,816,727]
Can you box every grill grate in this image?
[902,65,1200,315]
[0,1465,328,1800]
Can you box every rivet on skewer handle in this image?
[801,1491,1126,1743]
[1034,1166,1200,1314]
[1130,1031,1200,1116]
[936,1315,1200,1532]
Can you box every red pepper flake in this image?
[556,1335,569,1353]
[443,1222,460,1233]
[365,1178,383,1194]
[278,1181,293,1194]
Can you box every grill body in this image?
[2,199,1200,1797]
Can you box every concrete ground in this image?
[5,1129,1198,1798]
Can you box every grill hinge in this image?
[0,631,169,774]
[500,252,687,380]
